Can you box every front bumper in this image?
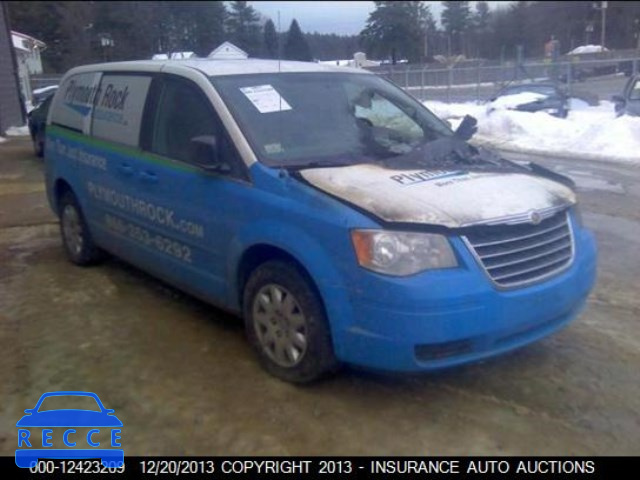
[334,224,597,372]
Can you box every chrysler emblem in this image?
[529,210,542,225]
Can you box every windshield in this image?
[211,72,452,168]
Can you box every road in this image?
[1,137,638,455]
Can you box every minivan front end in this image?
[211,65,597,378]
[334,208,596,371]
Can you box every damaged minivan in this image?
[45,59,597,382]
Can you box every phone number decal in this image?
[104,214,192,263]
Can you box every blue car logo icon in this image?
[16,391,123,468]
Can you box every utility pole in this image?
[600,1,607,49]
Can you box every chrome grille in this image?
[463,210,574,289]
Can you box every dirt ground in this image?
[1,136,639,456]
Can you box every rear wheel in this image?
[33,128,44,157]
[59,191,104,265]
[243,260,339,383]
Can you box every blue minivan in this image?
[44,59,597,382]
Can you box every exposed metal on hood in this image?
[300,163,576,228]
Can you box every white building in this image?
[11,31,45,102]
[208,42,248,60]
[151,51,197,60]
[319,52,381,69]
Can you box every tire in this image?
[59,191,104,265]
[243,260,339,383]
[33,130,44,157]
[31,126,44,157]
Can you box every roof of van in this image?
[64,58,371,77]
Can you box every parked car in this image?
[617,60,634,77]
[44,59,596,383]
[27,93,53,157]
[31,85,58,109]
[612,74,640,117]
[487,83,569,118]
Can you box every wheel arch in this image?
[236,244,324,314]
[52,178,74,216]
[228,228,355,361]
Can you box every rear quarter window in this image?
[50,72,102,133]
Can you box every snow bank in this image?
[5,125,30,137]
[567,45,609,55]
[424,100,640,165]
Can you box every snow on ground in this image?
[5,125,30,137]
[0,136,6,143]
[424,99,640,165]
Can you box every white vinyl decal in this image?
[240,85,292,113]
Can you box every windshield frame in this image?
[210,71,453,169]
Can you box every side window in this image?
[92,74,151,147]
[150,78,218,164]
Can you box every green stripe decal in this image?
[48,124,200,173]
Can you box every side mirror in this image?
[24,409,34,414]
[105,409,115,415]
[189,135,230,174]
[454,115,478,141]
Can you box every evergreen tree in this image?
[192,1,227,57]
[263,19,278,58]
[422,4,438,60]
[441,0,472,55]
[225,1,261,56]
[470,1,492,58]
[474,1,491,31]
[284,19,312,61]
[359,1,429,64]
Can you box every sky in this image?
[248,1,509,36]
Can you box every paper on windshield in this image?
[240,84,292,113]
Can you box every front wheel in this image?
[59,191,104,265]
[243,260,339,383]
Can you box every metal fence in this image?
[372,56,640,105]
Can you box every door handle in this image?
[117,163,134,176]
[139,171,158,184]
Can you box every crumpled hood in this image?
[300,164,576,228]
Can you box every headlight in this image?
[351,230,458,276]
